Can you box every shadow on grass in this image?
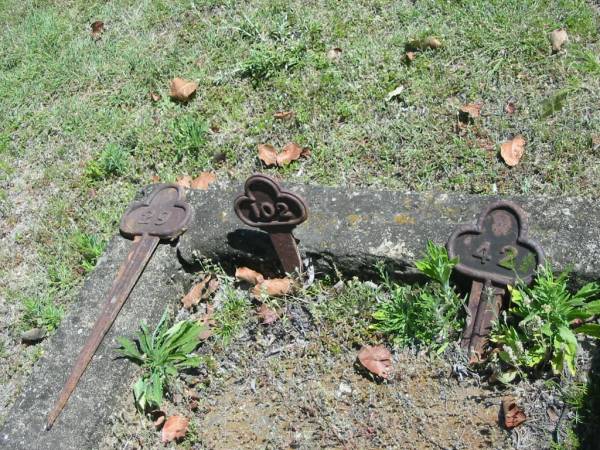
[577,345,600,449]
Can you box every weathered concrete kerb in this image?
[2,181,599,449]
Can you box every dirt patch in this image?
[102,300,513,449]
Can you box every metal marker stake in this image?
[234,174,308,274]
[447,201,544,363]
[46,184,192,430]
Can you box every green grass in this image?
[20,294,64,332]
[213,284,251,344]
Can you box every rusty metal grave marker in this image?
[447,200,544,363]
[46,184,192,430]
[234,174,308,274]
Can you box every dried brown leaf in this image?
[235,267,265,285]
[502,397,526,429]
[549,29,568,53]
[198,304,215,340]
[257,303,280,324]
[190,171,216,190]
[405,51,416,61]
[252,278,293,297]
[327,47,342,62]
[274,111,295,120]
[161,415,189,443]
[276,142,303,166]
[151,410,166,430]
[150,92,161,102]
[258,144,278,166]
[176,175,193,188]
[505,101,517,115]
[357,345,393,379]
[423,36,442,49]
[500,135,526,167]
[182,275,212,309]
[459,103,482,122]
[150,175,160,183]
[90,20,104,40]
[169,77,198,102]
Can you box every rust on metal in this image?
[234,174,308,274]
[46,184,192,430]
[447,201,544,363]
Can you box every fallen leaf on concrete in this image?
[505,101,516,115]
[258,144,278,166]
[500,135,526,167]
[327,47,342,62]
[257,303,280,324]
[176,175,193,188]
[385,85,404,102]
[549,29,568,53]
[357,345,393,379]
[252,278,293,297]
[235,267,265,285]
[502,397,526,429]
[150,92,161,102]
[274,111,295,120]
[90,21,104,40]
[169,77,197,102]
[182,275,212,309]
[276,142,303,166]
[190,171,216,190]
[459,103,482,124]
[161,415,189,443]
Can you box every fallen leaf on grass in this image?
[277,142,303,165]
[257,303,280,324]
[161,415,189,443]
[327,47,342,62]
[406,36,442,51]
[150,175,160,183]
[385,85,404,102]
[257,144,278,166]
[169,77,198,102]
[257,142,308,167]
[90,21,104,40]
[274,111,295,120]
[235,267,265,285]
[505,101,516,115]
[458,103,482,124]
[176,175,193,188]
[549,29,568,53]
[182,275,219,309]
[252,278,293,297]
[358,345,393,379]
[190,171,216,190]
[502,397,526,429]
[150,92,161,102]
[500,135,526,167]
[405,51,416,62]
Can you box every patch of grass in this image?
[372,241,464,352]
[84,144,130,181]
[21,294,64,332]
[72,232,106,273]
[117,311,204,411]
[171,114,210,163]
[213,285,251,345]
[491,265,600,381]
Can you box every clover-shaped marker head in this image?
[447,200,544,285]
[234,174,308,231]
[120,184,192,240]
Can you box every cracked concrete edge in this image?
[0,236,190,450]
[179,181,600,284]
